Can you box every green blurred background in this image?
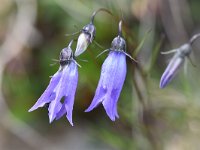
[1,0,200,149]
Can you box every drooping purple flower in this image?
[29,41,78,126]
[85,21,131,121]
[160,35,199,88]
[160,33,200,88]
[160,50,185,88]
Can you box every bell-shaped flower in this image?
[85,21,135,121]
[29,41,78,126]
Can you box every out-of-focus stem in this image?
[132,64,160,150]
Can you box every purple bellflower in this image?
[160,33,200,88]
[74,8,112,57]
[85,21,136,121]
[29,41,78,126]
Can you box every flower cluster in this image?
[29,8,200,126]
[29,9,133,125]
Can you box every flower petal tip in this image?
[28,107,35,112]
[69,121,74,126]
[66,116,74,126]
[105,109,119,122]
[108,115,117,121]
[159,82,165,89]
[160,74,171,89]
[66,114,74,126]
[159,85,165,89]
[49,115,56,124]
[84,108,92,113]
[105,109,118,121]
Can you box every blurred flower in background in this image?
[160,33,200,88]
[1,0,200,150]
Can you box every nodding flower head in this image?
[75,23,96,57]
[160,33,200,88]
[75,8,113,57]
[29,40,78,126]
[85,20,129,121]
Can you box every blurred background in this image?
[0,0,200,149]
